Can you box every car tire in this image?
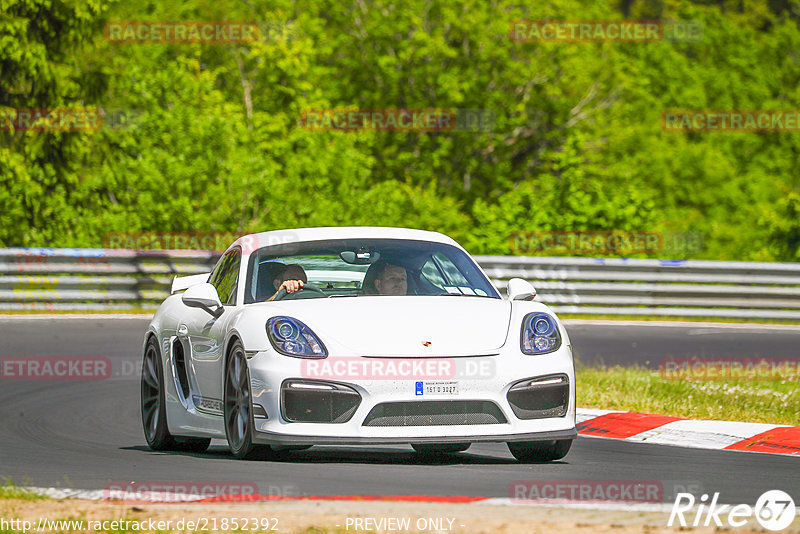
[507,439,572,462]
[141,336,176,450]
[411,443,471,454]
[224,339,268,459]
[141,336,213,453]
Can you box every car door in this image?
[178,247,241,416]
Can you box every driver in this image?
[266,264,307,301]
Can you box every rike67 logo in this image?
[668,490,796,531]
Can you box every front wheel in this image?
[224,340,267,459]
[507,439,572,462]
[411,443,471,455]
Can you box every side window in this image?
[421,258,446,288]
[209,248,241,305]
[432,252,469,286]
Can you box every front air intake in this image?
[506,374,570,420]
[280,379,361,423]
[363,400,507,426]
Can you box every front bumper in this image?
[252,428,577,446]
[247,346,576,446]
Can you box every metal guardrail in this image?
[0,249,217,311]
[479,256,800,319]
[1,249,799,319]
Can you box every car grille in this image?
[362,400,507,426]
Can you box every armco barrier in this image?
[479,256,800,319]
[0,248,217,311]
[1,249,799,319]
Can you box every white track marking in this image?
[627,420,784,449]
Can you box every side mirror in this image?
[507,278,536,301]
[171,272,211,294]
[182,283,223,316]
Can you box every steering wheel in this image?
[273,285,329,301]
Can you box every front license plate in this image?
[416,381,458,396]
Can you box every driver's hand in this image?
[280,279,304,293]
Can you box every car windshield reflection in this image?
[243,238,501,303]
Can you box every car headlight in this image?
[267,316,327,358]
[520,313,561,355]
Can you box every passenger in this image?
[362,260,408,296]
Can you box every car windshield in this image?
[243,238,500,303]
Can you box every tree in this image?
[0,0,107,246]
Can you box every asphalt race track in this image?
[566,320,800,368]
[1,316,798,505]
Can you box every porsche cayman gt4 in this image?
[141,227,576,461]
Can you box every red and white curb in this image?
[10,487,694,512]
[19,487,800,519]
[21,488,490,503]
[576,408,800,455]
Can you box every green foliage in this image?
[0,0,108,246]
[1,0,799,261]
[466,132,658,254]
[760,190,800,260]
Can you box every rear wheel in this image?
[224,340,268,459]
[141,336,210,453]
[507,439,572,462]
[411,443,471,455]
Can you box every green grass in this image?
[0,480,46,501]
[577,365,800,426]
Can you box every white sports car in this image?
[141,227,576,461]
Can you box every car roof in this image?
[228,226,461,254]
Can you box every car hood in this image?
[264,296,512,357]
